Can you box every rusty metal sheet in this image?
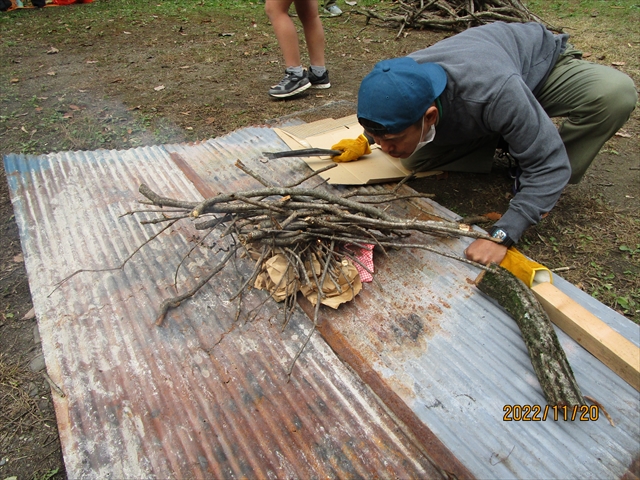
[6,121,639,480]
[161,128,640,479]
[4,144,453,478]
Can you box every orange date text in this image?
[503,404,600,422]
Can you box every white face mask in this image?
[406,119,436,158]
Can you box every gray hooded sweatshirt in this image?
[409,21,571,242]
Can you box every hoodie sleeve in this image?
[485,74,571,242]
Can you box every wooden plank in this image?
[532,282,640,391]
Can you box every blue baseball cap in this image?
[357,57,447,134]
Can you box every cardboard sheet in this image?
[274,115,441,185]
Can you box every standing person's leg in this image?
[265,0,311,98]
[294,0,324,67]
[537,47,637,183]
[294,0,331,89]
[265,0,300,69]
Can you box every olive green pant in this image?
[402,47,638,183]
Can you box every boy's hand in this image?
[331,134,371,162]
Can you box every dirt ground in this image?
[0,2,638,478]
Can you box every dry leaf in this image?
[69,104,81,111]
[615,131,631,138]
[13,253,24,262]
[484,212,503,221]
[63,113,73,119]
[10,78,19,83]
[123,31,132,35]
[21,126,28,133]
[611,61,625,66]
[205,117,215,124]
[86,60,98,64]
[47,46,59,54]
[153,85,166,91]
[22,308,36,321]
[47,71,56,76]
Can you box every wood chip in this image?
[584,396,615,427]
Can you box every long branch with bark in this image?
[476,266,585,407]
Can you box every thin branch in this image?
[48,219,180,297]
[284,163,338,188]
[155,245,239,326]
[287,240,335,377]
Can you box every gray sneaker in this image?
[269,70,311,98]
[308,69,331,89]
[324,4,342,15]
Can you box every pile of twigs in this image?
[134,161,493,373]
[353,0,557,36]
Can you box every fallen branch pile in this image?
[353,0,557,36]
[133,162,494,372]
[138,162,490,330]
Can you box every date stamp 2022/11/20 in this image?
[503,404,600,422]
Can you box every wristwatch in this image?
[488,226,515,248]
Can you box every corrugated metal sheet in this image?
[4,123,639,479]
[4,140,457,478]
[162,129,640,479]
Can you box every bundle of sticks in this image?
[136,162,491,330]
[353,0,558,36]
